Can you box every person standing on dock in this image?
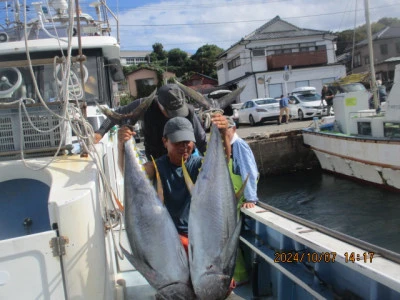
[321,85,335,116]
[279,94,291,124]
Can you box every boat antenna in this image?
[363,0,379,110]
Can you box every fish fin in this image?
[121,245,159,284]
[182,157,195,195]
[217,86,246,109]
[151,155,164,204]
[221,217,242,271]
[174,79,211,109]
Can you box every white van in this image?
[288,86,328,120]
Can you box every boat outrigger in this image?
[0,1,399,299]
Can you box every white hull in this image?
[303,130,400,191]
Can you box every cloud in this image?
[112,0,400,53]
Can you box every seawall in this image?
[244,130,320,176]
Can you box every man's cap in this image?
[163,117,196,143]
[226,116,236,128]
[158,84,189,118]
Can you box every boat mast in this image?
[363,0,379,109]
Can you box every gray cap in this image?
[226,116,236,128]
[163,117,196,143]
[158,84,189,118]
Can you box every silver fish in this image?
[122,137,195,300]
[97,88,157,125]
[188,124,242,300]
[174,79,245,110]
[100,100,195,299]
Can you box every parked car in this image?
[238,98,280,126]
[288,87,327,120]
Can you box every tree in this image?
[150,43,167,61]
[190,44,224,79]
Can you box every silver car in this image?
[288,90,327,120]
[238,98,280,126]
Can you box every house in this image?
[125,68,175,98]
[120,50,152,66]
[181,72,218,94]
[215,16,346,101]
[352,26,400,87]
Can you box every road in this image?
[235,119,314,139]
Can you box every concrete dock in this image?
[236,120,320,176]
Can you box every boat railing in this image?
[0,0,119,43]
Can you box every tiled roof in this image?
[219,16,332,57]
[245,16,330,41]
[357,26,400,46]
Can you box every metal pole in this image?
[364,0,379,110]
[263,76,267,97]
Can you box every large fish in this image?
[174,79,245,110]
[122,138,195,300]
[99,99,195,299]
[188,123,242,300]
[97,88,157,125]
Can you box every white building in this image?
[120,50,152,66]
[216,16,346,101]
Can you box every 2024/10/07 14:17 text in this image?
[274,252,375,263]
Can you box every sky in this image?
[2,0,400,54]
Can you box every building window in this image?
[354,53,361,67]
[269,83,283,98]
[253,49,265,56]
[384,122,400,138]
[380,44,388,55]
[295,81,310,88]
[136,78,154,86]
[396,41,400,54]
[364,56,370,64]
[227,56,241,70]
[217,64,223,70]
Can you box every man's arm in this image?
[233,141,259,203]
[95,99,143,143]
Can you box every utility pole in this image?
[364,0,379,110]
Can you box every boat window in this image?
[0,56,102,105]
[384,122,400,138]
[357,122,372,136]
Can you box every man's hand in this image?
[118,126,137,148]
[94,133,103,144]
[211,113,229,130]
[242,202,256,209]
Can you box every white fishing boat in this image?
[0,1,154,299]
[302,68,400,191]
[302,0,400,192]
[1,1,400,300]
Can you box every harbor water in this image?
[258,170,400,254]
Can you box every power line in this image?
[112,4,400,28]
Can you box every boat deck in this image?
[115,227,256,299]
